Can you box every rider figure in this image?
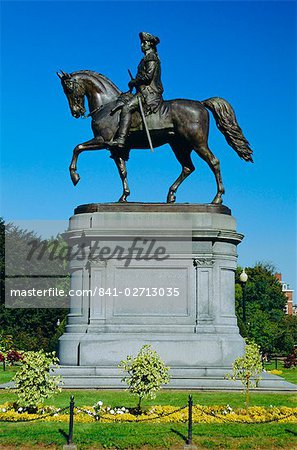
[111,32,164,149]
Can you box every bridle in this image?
[64,78,86,117]
[65,78,105,119]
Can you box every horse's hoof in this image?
[71,171,80,186]
[211,196,223,205]
[167,192,176,203]
[118,197,127,203]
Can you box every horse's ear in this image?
[61,70,71,79]
[56,71,63,79]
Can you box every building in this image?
[275,273,295,315]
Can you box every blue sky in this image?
[1,1,296,290]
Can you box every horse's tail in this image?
[201,97,253,162]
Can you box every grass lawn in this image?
[0,389,296,408]
[0,366,19,385]
[1,421,296,449]
[264,361,297,385]
[0,363,296,449]
[0,390,296,449]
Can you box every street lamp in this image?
[240,269,248,324]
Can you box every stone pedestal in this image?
[58,203,245,387]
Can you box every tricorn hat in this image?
[139,32,160,46]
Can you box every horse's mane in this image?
[72,70,121,96]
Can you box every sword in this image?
[128,69,154,153]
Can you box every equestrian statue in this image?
[57,32,253,204]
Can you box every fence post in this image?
[184,395,197,449]
[68,395,75,444]
[63,396,77,449]
[187,394,193,445]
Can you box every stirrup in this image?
[109,138,126,149]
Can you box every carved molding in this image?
[193,258,215,267]
[85,258,107,269]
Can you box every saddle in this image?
[111,93,173,133]
[129,101,173,132]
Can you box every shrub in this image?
[226,340,263,409]
[12,350,62,411]
[283,349,297,368]
[7,350,23,364]
[119,344,170,411]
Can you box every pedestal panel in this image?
[58,203,245,387]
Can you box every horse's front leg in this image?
[113,156,130,202]
[70,137,105,185]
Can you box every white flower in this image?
[2,408,6,412]
[110,409,115,414]
[98,401,103,406]
[18,407,23,412]
[121,407,126,411]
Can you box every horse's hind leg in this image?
[113,156,130,202]
[194,144,225,204]
[167,144,195,203]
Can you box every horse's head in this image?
[57,71,86,118]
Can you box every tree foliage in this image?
[12,350,62,411]
[0,218,68,352]
[235,263,294,355]
[119,344,170,410]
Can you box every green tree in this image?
[0,219,69,352]
[0,334,13,371]
[119,344,170,411]
[226,341,262,409]
[235,263,293,355]
[282,315,297,344]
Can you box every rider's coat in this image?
[134,51,164,114]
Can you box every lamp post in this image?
[240,269,248,324]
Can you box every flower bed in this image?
[0,402,296,424]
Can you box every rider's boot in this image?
[111,108,132,149]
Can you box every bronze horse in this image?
[58,70,253,203]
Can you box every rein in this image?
[67,75,121,119]
[82,99,122,119]
[82,106,103,119]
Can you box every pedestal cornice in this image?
[74,202,231,215]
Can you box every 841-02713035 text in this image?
[92,287,180,297]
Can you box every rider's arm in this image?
[134,60,156,86]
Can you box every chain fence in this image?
[0,406,69,423]
[1,395,297,447]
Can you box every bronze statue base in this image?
[74,202,231,215]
